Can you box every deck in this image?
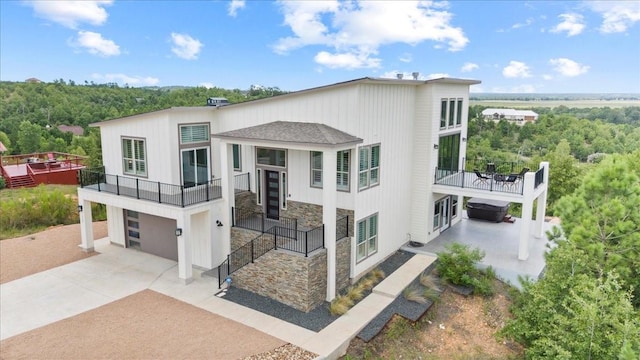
[1,153,87,188]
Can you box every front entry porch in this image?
[403,212,556,288]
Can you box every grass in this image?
[329,267,386,315]
[403,286,428,304]
[0,184,82,240]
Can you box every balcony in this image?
[79,168,250,207]
[434,166,545,195]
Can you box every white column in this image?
[323,149,338,301]
[78,199,94,252]
[176,214,193,284]
[218,142,233,261]
[534,162,549,238]
[519,172,536,260]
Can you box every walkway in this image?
[0,237,436,359]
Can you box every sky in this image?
[1,1,639,93]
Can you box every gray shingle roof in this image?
[213,121,362,146]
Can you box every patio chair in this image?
[514,167,530,184]
[502,174,519,189]
[473,169,491,185]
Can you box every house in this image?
[77,77,549,312]
[481,108,538,125]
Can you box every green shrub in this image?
[0,176,5,190]
[436,242,494,296]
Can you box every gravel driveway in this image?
[0,222,317,360]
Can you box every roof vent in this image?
[396,73,404,80]
[412,72,419,80]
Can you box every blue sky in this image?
[1,1,639,93]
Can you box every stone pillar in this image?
[78,199,94,252]
[176,214,193,284]
[323,149,337,301]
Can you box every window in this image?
[437,134,460,171]
[356,214,378,262]
[433,202,441,230]
[232,144,242,171]
[180,124,209,144]
[448,99,455,127]
[310,150,350,191]
[181,147,209,187]
[452,197,458,219]
[257,148,286,167]
[311,151,323,187]
[440,99,447,128]
[256,168,262,205]
[359,144,380,190]
[122,138,146,176]
[281,172,287,209]
[456,99,463,125]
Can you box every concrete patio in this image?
[402,211,557,288]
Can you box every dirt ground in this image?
[342,280,523,359]
[0,221,108,284]
[0,222,317,360]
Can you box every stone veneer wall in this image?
[229,197,354,312]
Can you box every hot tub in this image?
[466,198,510,223]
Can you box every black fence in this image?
[434,168,526,195]
[80,168,250,207]
[466,160,530,175]
[534,167,545,189]
[232,207,297,233]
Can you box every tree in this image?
[545,139,583,214]
[17,121,43,153]
[0,131,11,153]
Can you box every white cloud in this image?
[587,1,640,33]
[314,51,380,69]
[91,73,159,86]
[512,17,534,29]
[73,31,120,56]
[461,62,479,72]
[170,33,203,60]
[549,58,589,77]
[502,61,532,78]
[27,0,112,29]
[228,0,245,17]
[543,74,554,80]
[273,1,469,69]
[399,53,413,63]
[551,13,585,36]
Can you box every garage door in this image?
[125,210,178,261]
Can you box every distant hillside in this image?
[0,80,287,145]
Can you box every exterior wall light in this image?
[433,144,439,149]
[77,205,83,212]
[216,220,224,227]
[175,228,182,237]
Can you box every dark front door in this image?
[266,170,280,220]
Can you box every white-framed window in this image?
[358,144,380,190]
[256,148,286,168]
[232,144,242,171]
[310,151,323,187]
[440,99,465,129]
[310,150,350,191]
[433,202,441,230]
[180,124,209,144]
[122,137,147,177]
[356,213,378,262]
[456,99,463,126]
[440,99,447,129]
[452,197,458,219]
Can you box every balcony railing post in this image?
[274,228,278,250]
[231,207,235,227]
[261,213,265,233]
[251,240,254,263]
[158,181,161,203]
[227,254,230,276]
[116,175,120,195]
[247,172,251,192]
[461,169,465,188]
[304,231,308,257]
[136,178,140,199]
[97,172,101,192]
[322,224,325,249]
[206,180,210,200]
[181,185,185,207]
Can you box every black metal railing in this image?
[219,211,350,288]
[80,168,250,207]
[434,168,526,195]
[465,160,528,175]
[232,207,297,233]
[234,172,250,193]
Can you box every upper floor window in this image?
[232,144,242,171]
[440,98,464,129]
[310,150,350,191]
[359,144,380,190]
[256,147,286,168]
[122,137,146,177]
[180,124,209,144]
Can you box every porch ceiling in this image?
[213,121,363,149]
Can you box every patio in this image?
[402,211,557,288]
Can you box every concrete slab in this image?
[402,212,555,288]
[373,254,437,298]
